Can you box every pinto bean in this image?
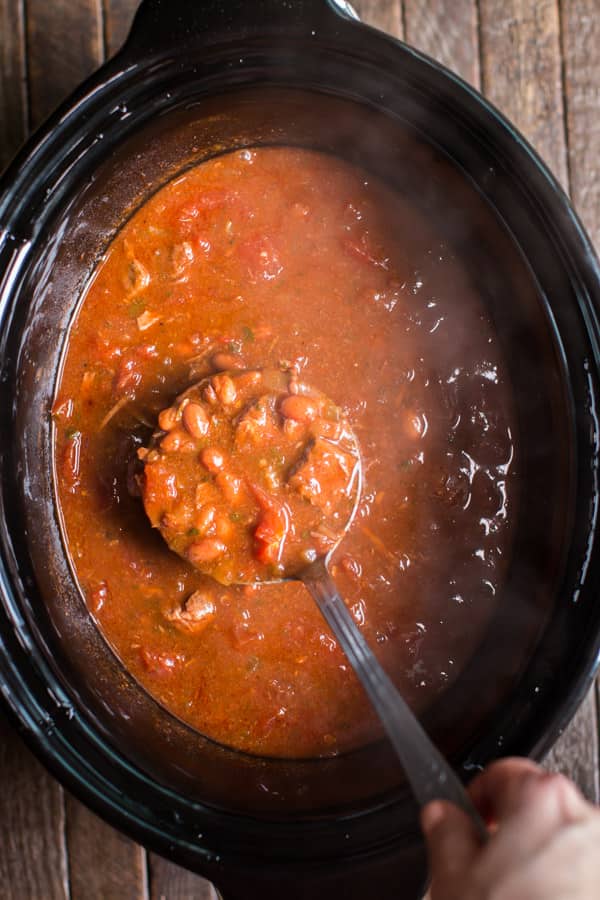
[162,504,192,533]
[195,504,216,533]
[216,471,242,504]
[161,428,189,452]
[212,374,237,406]
[158,405,180,432]
[200,447,225,473]
[182,401,210,438]
[195,481,215,509]
[214,513,233,541]
[234,370,262,391]
[203,384,218,405]
[280,394,319,423]
[212,352,245,371]
[187,538,227,565]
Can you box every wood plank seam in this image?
[474,0,485,91]
[144,846,152,900]
[400,0,408,42]
[16,0,28,144]
[403,0,480,89]
[100,0,109,67]
[556,0,573,194]
[63,809,73,900]
[141,853,150,900]
[20,0,32,135]
[0,0,28,171]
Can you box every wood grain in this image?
[65,793,148,900]
[149,856,219,900]
[0,715,69,900]
[545,689,599,803]
[479,0,568,187]
[103,0,139,56]
[0,0,27,171]
[403,0,480,87]
[0,0,598,896]
[25,0,103,129]
[560,0,600,250]
[353,0,404,38]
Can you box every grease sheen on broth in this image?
[53,146,516,758]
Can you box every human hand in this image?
[421,757,600,900]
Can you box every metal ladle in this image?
[300,553,487,841]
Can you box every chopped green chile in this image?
[140,368,360,583]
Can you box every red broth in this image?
[53,146,516,758]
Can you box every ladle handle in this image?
[301,560,488,843]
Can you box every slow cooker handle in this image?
[124,0,359,55]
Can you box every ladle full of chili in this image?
[140,366,487,839]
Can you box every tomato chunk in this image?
[251,483,290,566]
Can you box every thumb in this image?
[421,801,481,899]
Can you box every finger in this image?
[486,815,600,900]
[471,758,590,825]
[468,757,544,823]
[421,801,481,900]
[470,772,593,888]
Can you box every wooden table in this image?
[0,0,598,896]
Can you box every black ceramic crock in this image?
[1,1,600,898]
